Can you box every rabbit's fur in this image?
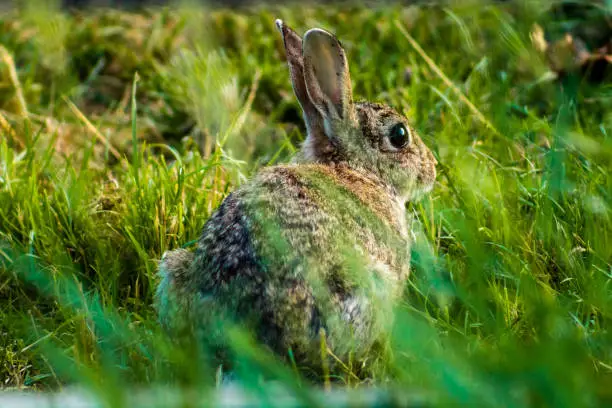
[155,20,436,375]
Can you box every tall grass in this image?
[1,1,611,406]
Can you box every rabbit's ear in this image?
[302,28,353,122]
[276,19,327,149]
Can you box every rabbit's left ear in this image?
[276,19,331,158]
[302,28,353,122]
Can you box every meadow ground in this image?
[0,1,611,406]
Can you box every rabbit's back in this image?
[187,163,410,364]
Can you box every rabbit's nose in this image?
[430,151,438,166]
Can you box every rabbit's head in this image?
[276,20,436,203]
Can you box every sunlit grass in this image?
[0,1,611,406]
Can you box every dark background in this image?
[11,0,429,10]
[61,0,245,7]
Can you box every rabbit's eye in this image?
[389,123,411,149]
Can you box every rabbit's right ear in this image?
[302,27,353,124]
[276,19,329,157]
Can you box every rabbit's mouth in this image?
[400,174,436,204]
[410,156,437,201]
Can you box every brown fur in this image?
[155,20,437,378]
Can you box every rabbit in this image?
[155,19,437,377]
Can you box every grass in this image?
[0,0,611,406]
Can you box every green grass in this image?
[1,0,611,406]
